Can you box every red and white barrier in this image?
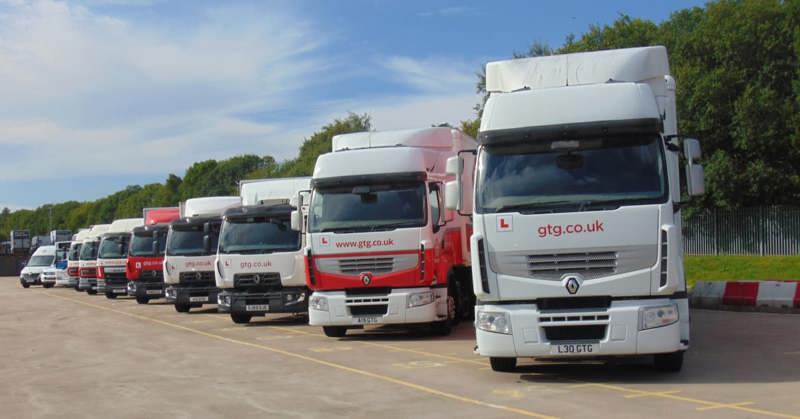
[691,281,800,309]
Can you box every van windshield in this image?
[79,241,98,260]
[28,255,54,267]
[99,235,130,259]
[219,216,300,254]
[309,182,426,233]
[476,135,668,214]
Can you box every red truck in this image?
[126,207,180,304]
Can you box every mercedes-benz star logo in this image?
[564,275,581,295]
[360,272,372,286]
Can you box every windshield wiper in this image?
[494,201,576,214]
[368,221,420,232]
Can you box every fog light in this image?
[639,303,679,330]
[310,295,328,311]
[476,310,511,334]
[407,291,434,308]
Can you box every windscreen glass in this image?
[98,235,130,259]
[68,243,82,261]
[28,255,55,267]
[166,223,219,256]
[130,230,168,257]
[309,182,426,233]
[476,135,668,214]
[79,241,98,260]
[220,216,300,254]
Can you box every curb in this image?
[690,280,800,313]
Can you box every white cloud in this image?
[382,56,477,93]
[0,0,324,180]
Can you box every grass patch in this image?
[685,255,800,286]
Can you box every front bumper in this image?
[166,285,218,306]
[308,287,445,327]
[78,278,97,290]
[41,275,57,285]
[127,280,165,298]
[217,287,307,315]
[474,299,686,358]
[56,276,77,287]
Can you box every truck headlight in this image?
[476,310,511,334]
[407,291,434,308]
[310,295,328,311]
[639,304,679,330]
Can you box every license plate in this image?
[189,296,208,302]
[114,289,126,293]
[246,304,269,312]
[146,289,162,295]
[551,343,598,355]
[356,316,379,324]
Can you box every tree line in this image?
[2,0,797,238]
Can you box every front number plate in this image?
[114,289,126,293]
[246,304,269,312]
[189,296,208,302]
[551,344,598,355]
[146,289,162,295]
[356,317,379,325]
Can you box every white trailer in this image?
[164,196,241,312]
[215,177,311,324]
[445,46,704,372]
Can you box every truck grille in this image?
[24,273,39,281]
[140,269,164,281]
[105,271,128,286]
[179,271,214,286]
[80,268,97,278]
[544,325,607,342]
[316,254,418,276]
[528,252,617,276]
[233,272,281,290]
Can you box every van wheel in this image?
[105,292,117,299]
[231,313,252,324]
[136,295,150,304]
[323,326,347,337]
[654,351,684,372]
[175,302,190,313]
[21,281,30,289]
[490,357,517,372]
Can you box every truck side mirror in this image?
[152,239,158,256]
[444,156,463,211]
[203,222,211,234]
[290,210,301,232]
[683,138,705,196]
[203,235,211,254]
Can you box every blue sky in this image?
[0,0,704,210]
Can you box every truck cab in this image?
[305,127,476,337]
[19,245,57,288]
[445,46,705,372]
[164,196,241,312]
[78,224,110,294]
[67,229,90,290]
[216,177,310,324]
[97,218,143,298]
[126,207,180,304]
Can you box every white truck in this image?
[216,177,311,324]
[445,46,705,372]
[19,245,57,288]
[67,229,90,290]
[164,196,241,312]
[303,127,477,337]
[97,218,143,298]
[78,224,111,294]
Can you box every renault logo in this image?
[564,275,582,295]
[360,272,372,286]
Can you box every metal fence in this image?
[683,207,800,255]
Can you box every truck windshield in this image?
[28,255,54,267]
[309,182,426,233]
[476,135,668,214]
[166,224,218,256]
[98,235,130,259]
[68,243,82,261]
[129,232,167,257]
[79,241,98,260]
[219,216,300,254]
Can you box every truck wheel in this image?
[430,321,452,336]
[74,284,81,291]
[43,283,54,289]
[489,357,517,372]
[654,351,684,372]
[105,292,117,299]
[136,295,150,305]
[231,313,251,324]
[87,289,97,295]
[323,326,347,337]
[175,302,191,313]
[21,281,30,289]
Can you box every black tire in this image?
[323,326,347,337]
[654,351,684,372]
[175,301,191,313]
[74,284,81,291]
[430,321,452,336]
[43,283,54,289]
[231,313,252,324]
[489,357,517,372]
[105,292,117,299]
[136,295,150,305]
[87,288,97,295]
[21,281,30,289]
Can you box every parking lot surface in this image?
[1,277,799,419]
